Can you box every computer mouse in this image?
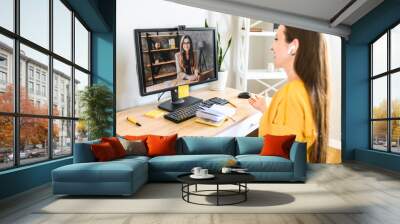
[238,92,251,99]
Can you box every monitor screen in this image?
[134,27,217,96]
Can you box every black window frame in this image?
[0,0,92,171]
[370,20,400,154]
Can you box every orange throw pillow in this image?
[101,137,127,158]
[91,142,117,161]
[146,134,178,157]
[260,134,296,159]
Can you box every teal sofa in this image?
[52,137,306,196]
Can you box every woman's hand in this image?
[248,94,267,113]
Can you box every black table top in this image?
[177,172,255,185]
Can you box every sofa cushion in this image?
[73,140,100,163]
[115,155,150,163]
[260,134,296,159]
[178,137,235,155]
[52,159,147,183]
[236,155,293,172]
[91,142,118,162]
[149,154,235,172]
[147,134,177,157]
[235,137,263,155]
[101,137,127,158]
[119,138,147,156]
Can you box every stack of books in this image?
[195,104,236,127]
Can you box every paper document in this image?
[178,85,189,98]
[196,104,236,122]
[203,104,236,117]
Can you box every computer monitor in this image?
[134,27,218,111]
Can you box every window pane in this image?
[53,0,72,60]
[20,44,49,115]
[372,33,387,76]
[0,34,14,112]
[0,0,14,31]
[53,59,72,117]
[20,0,49,49]
[75,18,89,70]
[0,116,13,170]
[20,117,49,165]
[74,69,89,118]
[75,120,88,143]
[372,121,388,151]
[391,24,400,70]
[372,77,387,119]
[53,119,72,158]
[392,72,400,118]
[391,120,400,153]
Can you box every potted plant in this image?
[205,20,232,91]
[79,84,113,140]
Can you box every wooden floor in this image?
[1,162,400,224]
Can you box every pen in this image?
[228,100,237,108]
[127,117,142,127]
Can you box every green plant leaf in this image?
[220,36,232,68]
[79,84,113,140]
[204,19,209,28]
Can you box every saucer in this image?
[190,174,215,179]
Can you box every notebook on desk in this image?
[195,117,227,127]
[144,109,167,118]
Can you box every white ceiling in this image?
[224,0,352,23]
[165,0,384,38]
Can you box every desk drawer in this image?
[216,112,262,137]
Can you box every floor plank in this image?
[1,162,400,224]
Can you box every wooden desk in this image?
[116,87,262,137]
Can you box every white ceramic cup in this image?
[221,167,232,174]
[200,169,208,176]
[191,167,202,176]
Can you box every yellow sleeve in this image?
[269,84,316,148]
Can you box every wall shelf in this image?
[143,48,179,53]
[146,60,176,68]
[249,31,276,37]
[236,18,286,96]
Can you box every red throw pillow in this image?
[101,137,126,158]
[260,134,296,159]
[91,142,117,161]
[146,134,178,157]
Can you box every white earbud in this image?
[287,45,295,55]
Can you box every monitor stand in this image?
[158,89,202,112]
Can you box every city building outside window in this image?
[42,85,46,97]
[28,67,34,80]
[0,71,6,85]
[0,0,91,170]
[28,81,34,94]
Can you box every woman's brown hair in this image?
[284,26,329,163]
[179,35,195,71]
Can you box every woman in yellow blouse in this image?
[249,25,329,163]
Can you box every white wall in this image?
[116,0,208,111]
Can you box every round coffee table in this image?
[177,173,255,206]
